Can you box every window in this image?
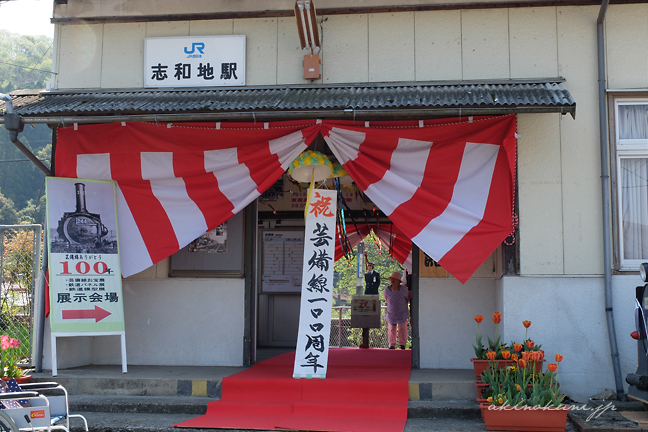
[614,100,648,270]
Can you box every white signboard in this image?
[293,189,337,379]
[46,177,127,375]
[145,35,246,88]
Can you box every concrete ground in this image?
[22,363,648,432]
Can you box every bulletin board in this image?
[260,230,304,292]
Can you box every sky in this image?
[0,0,55,38]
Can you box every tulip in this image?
[513,343,523,352]
[501,350,511,359]
[518,359,527,368]
[511,353,519,362]
[539,350,545,359]
[475,315,484,324]
[492,312,502,324]
[522,351,530,361]
[515,384,521,391]
[523,320,532,328]
[555,354,564,362]
[486,351,497,360]
[526,340,535,349]
[547,363,558,372]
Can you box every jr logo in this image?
[184,42,205,54]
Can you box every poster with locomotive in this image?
[45,177,125,334]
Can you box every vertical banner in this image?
[45,178,125,333]
[293,189,337,379]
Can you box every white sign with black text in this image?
[145,35,246,88]
[293,189,337,379]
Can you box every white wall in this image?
[42,260,246,368]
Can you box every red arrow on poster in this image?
[62,306,112,322]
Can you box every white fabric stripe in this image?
[76,153,151,278]
[141,153,208,247]
[365,138,432,215]
[77,154,112,180]
[323,127,364,166]
[268,130,309,170]
[412,142,499,259]
[115,186,152,278]
[205,148,258,208]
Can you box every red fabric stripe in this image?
[173,151,234,230]
[110,154,179,263]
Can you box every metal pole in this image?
[597,0,625,401]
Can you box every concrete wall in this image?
[42,259,246,368]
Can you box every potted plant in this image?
[1,335,31,383]
[472,314,544,381]
[481,354,568,431]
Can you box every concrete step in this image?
[31,365,478,402]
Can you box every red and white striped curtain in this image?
[55,115,516,282]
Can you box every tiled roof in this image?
[1,80,576,121]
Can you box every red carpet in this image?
[174,347,411,432]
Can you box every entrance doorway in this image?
[252,174,418,363]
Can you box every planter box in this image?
[471,358,515,380]
[482,405,569,431]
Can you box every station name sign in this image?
[145,35,246,88]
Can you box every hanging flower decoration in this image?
[288,150,333,183]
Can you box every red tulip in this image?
[523,320,532,328]
[555,354,564,362]
[547,363,558,372]
[539,350,545,359]
[492,312,502,324]
[475,315,484,324]
[501,350,511,359]
[486,351,497,360]
[511,353,519,362]
[518,359,527,368]
[522,351,530,361]
[513,343,523,352]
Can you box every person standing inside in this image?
[364,263,380,295]
[384,271,411,349]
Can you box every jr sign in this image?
[145,35,246,88]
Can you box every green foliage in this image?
[0,30,52,224]
[481,362,565,407]
[0,30,53,92]
[333,230,406,302]
[0,188,18,225]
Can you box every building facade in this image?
[3,0,648,403]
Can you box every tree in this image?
[333,230,405,307]
[0,188,18,225]
[0,30,53,92]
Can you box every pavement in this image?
[21,364,648,432]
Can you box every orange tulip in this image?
[526,340,535,349]
[523,320,532,328]
[555,354,564,362]
[518,359,527,368]
[522,351,530,361]
[486,351,497,360]
[511,353,519,362]
[513,343,523,352]
[501,350,511,359]
[492,312,502,324]
[547,363,558,372]
[475,315,484,324]
[530,351,540,362]
[539,350,545,359]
